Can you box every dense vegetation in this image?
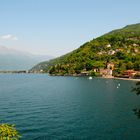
[31,23,140,76]
[0,124,21,139]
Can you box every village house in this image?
[93,68,98,73]
[92,66,99,73]
[97,51,107,55]
[100,69,113,77]
[107,62,114,70]
[99,62,115,78]
[108,50,116,55]
[115,48,123,52]
[134,72,140,78]
[133,43,138,47]
[121,70,137,78]
[97,52,103,55]
[134,48,139,53]
[106,44,111,48]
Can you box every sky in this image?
[0,0,140,57]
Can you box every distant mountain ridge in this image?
[31,23,140,75]
[0,46,53,70]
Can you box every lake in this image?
[0,74,140,140]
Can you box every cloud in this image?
[0,34,18,41]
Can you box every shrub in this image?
[0,124,21,140]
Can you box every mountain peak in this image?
[0,46,53,70]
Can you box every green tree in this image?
[115,51,125,60]
[126,61,134,70]
[0,124,21,140]
[134,61,140,71]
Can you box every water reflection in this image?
[132,81,140,119]
[133,108,140,119]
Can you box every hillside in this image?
[31,23,140,76]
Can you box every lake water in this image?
[0,74,140,140]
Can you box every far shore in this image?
[0,71,140,82]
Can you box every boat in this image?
[88,76,93,80]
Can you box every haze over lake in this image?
[0,74,140,140]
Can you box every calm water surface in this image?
[0,74,140,140]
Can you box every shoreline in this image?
[97,76,140,81]
[0,72,140,82]
[113,77,140,81]
[47,74,140,81]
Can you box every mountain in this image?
[0,46,53,70]
[31,23,140,75]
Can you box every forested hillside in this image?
[31,23,140,76]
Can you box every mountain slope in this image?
[31,23,140,75]
[0,46,53,70]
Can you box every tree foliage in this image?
[0,124,21,140]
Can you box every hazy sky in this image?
[0,0,140,57]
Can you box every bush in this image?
[0,124,21,140]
